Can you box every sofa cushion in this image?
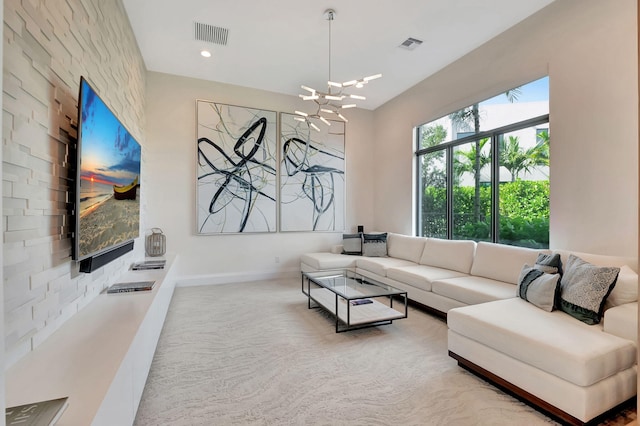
[447,298,637,387]
[356,257,416,278]
[300,252,357,270]
[605,265,638,310]
[432,276,516,305]
[470,242,545,285]
[555,249,636,271]
[559,255,619,325]
[603,302,638,343]
[362,233,388,257]
[341,234,362,255]
[387,233,426,264]
[516,265,560,312]
[386,265,468,293]
[420,238,476,274]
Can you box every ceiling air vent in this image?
[194,22,229,46]
[399,37,423,51]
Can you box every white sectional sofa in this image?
[300,233,638,425]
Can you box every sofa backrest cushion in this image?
[470,242,548,285]
[554,249,637,271]
[420,238,476,274]
[387,233,426,264]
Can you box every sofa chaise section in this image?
[448,299,637,425]
[447,251,638,425]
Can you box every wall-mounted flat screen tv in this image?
[73,77,141,263]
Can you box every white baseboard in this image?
[176,267,301,287]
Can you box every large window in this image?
[416,77,549,248]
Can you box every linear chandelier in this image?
[294,9,381,131]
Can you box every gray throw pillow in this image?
[362,233,387,257]
[534,253,562,274]
[517,264,560,312]
[559,255,619,325]
[342,233,362,255]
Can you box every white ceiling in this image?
[123,0,556,110]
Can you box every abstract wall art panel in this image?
[196,101,277,234]
[280,113,345,232]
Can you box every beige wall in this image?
[145,72,375,279]
[2,0,146,365]
[373,0,638,258]
[0,0,4,416]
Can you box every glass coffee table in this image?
[302,270,408,333]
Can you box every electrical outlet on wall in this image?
[275,256,280,264]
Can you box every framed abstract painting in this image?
[196,101,277,234]
[280,113,345,232]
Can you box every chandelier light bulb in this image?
[319,117,331,126]
[364,74,382,82]
[309,122,321,132]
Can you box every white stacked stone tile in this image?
[3,0,147,366]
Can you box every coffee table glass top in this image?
[303,270,404,299]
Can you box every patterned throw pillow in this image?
[517,264,560,312]
[342,234,362,255]
[559,255,619,325]
[362,233,388,257]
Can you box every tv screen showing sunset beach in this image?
[76,78,141,260]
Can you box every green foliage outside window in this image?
[422,180,549,248]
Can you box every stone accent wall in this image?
[3,0,146,366]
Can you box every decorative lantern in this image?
[145,228,166,257]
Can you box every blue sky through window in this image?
[481,76,549,105]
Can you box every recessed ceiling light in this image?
[200,50,212,58]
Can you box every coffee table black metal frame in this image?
[301,270,408,333]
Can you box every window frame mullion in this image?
[491,133,500,243]
[446,146,454,239]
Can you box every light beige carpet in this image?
[134,278,635,425]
